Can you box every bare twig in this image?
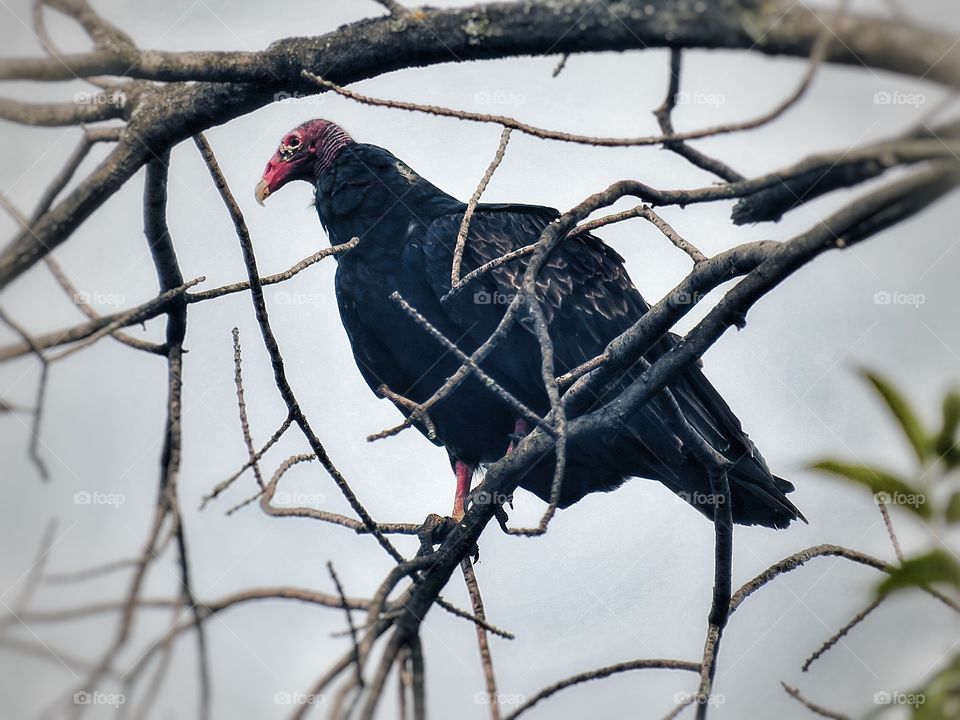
[43,255,163,354]
[9,520,58,616]
[45,277,203,362]
[258,453,421,535]
[451,127,512,287]
[653,49,744,183]
[730,545,888,613]
[231,328,265,489]
[377,384,437,440]
[187,239,358,303]
[13,586,369,628]
[570,204,706,264]
[693,466,734,720]
[781,683,851,720]
[434,598,515,640]
[44,558,139,585]
[369,292,550,442]
[461,557,499,720]
[504,659,700,720]
[0,306,50,480]
[441,242,538,300]
[494,296,566,536]
[877,500,905,562]
[802,598,884,672]
[328,561,364,690]
[201,415,292,508]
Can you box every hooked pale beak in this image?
[254,179,270,206]
[255,157,290,207]
[256,149,313,206]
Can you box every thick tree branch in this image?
[1,1,953,86]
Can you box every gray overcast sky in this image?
[1,1,959,718]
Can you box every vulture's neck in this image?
[314,123,355,179]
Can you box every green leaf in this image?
[946,491,960,525]
[936,392,960,469]
[877,549,960,598]
[811,459,932,519]
[911,652,960,720]
[862,370,931,465]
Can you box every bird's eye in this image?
[286,136,300,148]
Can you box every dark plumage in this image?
[256,119,804,529]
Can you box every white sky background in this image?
[1,0,959,718]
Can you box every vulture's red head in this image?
[255,119,354,205]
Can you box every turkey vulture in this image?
[255,118,804,529]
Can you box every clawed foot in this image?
[466,489,515,537]
[417,513,457,547]
[493,504,512,533]
[417,513,479,562]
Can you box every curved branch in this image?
[303,13,831,150]
[730,545,888,613]
[4,586,369,626]
[781,683,851,720]
[504,659,700,720]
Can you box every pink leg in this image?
[506,419,531,455]
[452,460,473,521]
